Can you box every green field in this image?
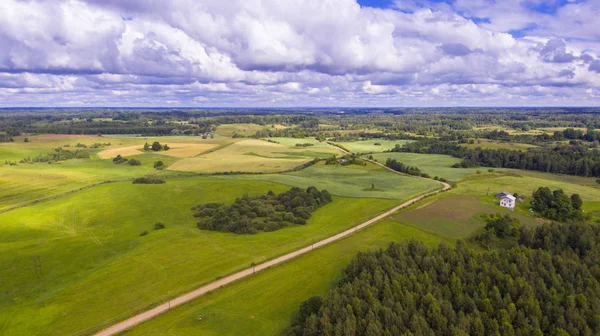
[371,152,505,181]
[124,219,454,336]
[214,124,268,137]
[220,162,441,200]
[332,139,413,154]
[390,195,539,238]
[168,139,340,174]
[0,175,409,335]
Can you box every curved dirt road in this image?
[94,164,450,336]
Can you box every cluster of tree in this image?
[20,147,89,163]
[153,161,164,169]
[553,128,600,142]
[472,214,521,249]
[113,155,141,166]
[193,187,332,234]
[394,139,600,177]
[532,187,583,221]
[132,177,165,184]
[288,232,600,336]
[144,142,170,151]
[324,154,366,166]
[295,143,315,147]
[341,154,366,166]
[385,158,422,176]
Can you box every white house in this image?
[500,195,516,209]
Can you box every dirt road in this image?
[94,165,450,336]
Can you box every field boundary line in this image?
[93,175,450,336]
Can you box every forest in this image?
[288,222,600,336]
[394,139,600,177]
[193,186,332,234]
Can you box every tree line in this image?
[393,139,600,177]
[385,158,422,176]
[20,147,89,163]
[193,186,332,234]
[288,221,600,335]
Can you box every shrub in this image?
[132,177,165,184]
[154,161,164,169]
[128,159,141,166]
[139,230,148,236]
[153,222,165,230]
[113,155,128,164]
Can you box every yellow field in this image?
[97,138,233,160]
[97,145,143,159]
[168,139,339,173]
[156,143,219,158]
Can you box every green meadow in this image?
[124,219,454,336]
[0,173,410,335]
[220,161,441,200]
[371,152,510,181]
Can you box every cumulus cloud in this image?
[0,0,598,106]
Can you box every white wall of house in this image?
[500,197,515,209]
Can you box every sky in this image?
[0,0,599,107]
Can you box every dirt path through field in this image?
[93,173,449,336]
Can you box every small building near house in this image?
[500,194,516,209]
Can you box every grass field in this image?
[332,139,413,153]
[390,195,539,238]
[0,176,408,335]
[220,162,441,200]
[214,124,267,137]
[167,139,340,174]
[371,152,507,181]
[124,219,454,336]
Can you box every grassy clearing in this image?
[214,124,266,137]
[371,152,507,181]
[0,177,403,335]
[390,195,538,238]
[124,220,454,336]
[219,162,441,200]
[332,139,413,154]
[168,139,339,174]
[459,139,537,151]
